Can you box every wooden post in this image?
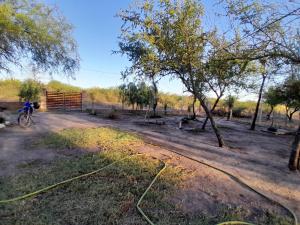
[63,92,65,111]
[45,90,48,111]
[81,92,83,112]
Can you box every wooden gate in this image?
[46,91,82,111]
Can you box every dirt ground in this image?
[0,111,299,223]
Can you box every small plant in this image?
[232,106,247,118]
[107,107,119,119]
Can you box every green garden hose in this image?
[0,154,137,204]
[146,145,298,225]
[135,159,256,225]
[216,222,253,225]
[137,162,167,225]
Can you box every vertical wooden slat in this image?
[46,91,82,111]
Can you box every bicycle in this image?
[18,101,40,128]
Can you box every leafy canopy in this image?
[0,0,79,75]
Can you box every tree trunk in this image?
[202,97,221,130]
[198,96,224,147]
[250,75,267,130]
[266,106,273,120]
[227,107,233,121]
[121,100,124,110]
[91,101,95,115]
[153,102,157,116]
[287,110,298,121]
[288,126,300,171]
[164,103,167,115]
[152,78,158,117]
[191,95,196,120]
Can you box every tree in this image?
[18,79,42,102]
[191,95,197,120]
[264,86,283,120]
[221,0,300,64]
[118,82,153,111]
[201,33,254,129]
[118,0,226,147]
[137,82,152,110]
[159,93,176,115]
[289,126,300,171]
[126,82,138,110]
[222,0,300,169]
[280,79,300,121]
[118,84,127,110]
[250,59,268,130]
[224,95,237,121]
[0,0,79,75]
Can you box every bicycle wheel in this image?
[18,112,32,128]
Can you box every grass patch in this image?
[35,127,143,151]
[0,127,293,225]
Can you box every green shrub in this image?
[18,79,43,102]
[232,106,249,118]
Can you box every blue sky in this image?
[10,1,226,93]
[2,0,258,99]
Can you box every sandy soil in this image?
[0,111,299,223]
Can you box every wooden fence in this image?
[46,91,82,111]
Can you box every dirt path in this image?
[0,111,299,223]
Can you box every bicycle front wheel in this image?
[18,112,32,128]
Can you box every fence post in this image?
[81,92,83,112]
[63,92,65,111]
[45,91,48,111]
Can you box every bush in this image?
[107,108,119,119]
[18,79,43,102]
[232,107,249,118]
[212,108,227,117]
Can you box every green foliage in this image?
[118,82,153,109]
[0,0,79,75]
[281,79,300,110]
[47,80,81,92]
[118,0,206,97]
[264,86,284,108]
[0,79,21,101]
[18,79,43,101]
[279,78,300,120]
[232,106,248,118]
[205,33,256,100]
[224,95,237,109]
